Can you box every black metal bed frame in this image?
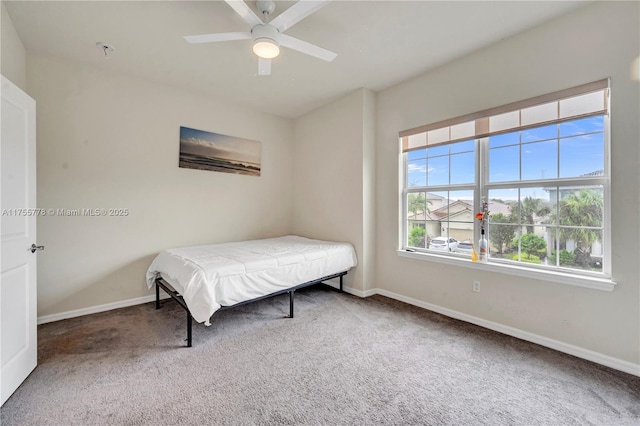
[155,271,346,347]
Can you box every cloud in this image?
[180,134,260,163]
[408,163,428,173]
[181,137,238,159]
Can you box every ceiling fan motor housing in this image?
[252,24,280,59]
[252,24,280,44]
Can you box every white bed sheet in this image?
[146,235,357,324]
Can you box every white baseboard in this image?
[374,288,640,378]
[37,293,170,325]
[36,284,640,377]
[344,286,377,298]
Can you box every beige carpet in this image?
[2,286,639,425]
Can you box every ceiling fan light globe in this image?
[253,39,280,59]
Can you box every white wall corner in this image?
[362,87,377,293]
[1,1,27,90]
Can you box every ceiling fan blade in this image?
[280,34,337,62]
[270,1,329,32]
[258,58,271,76]
[225,0,263,28]
[184,32,251,44]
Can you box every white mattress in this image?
[146,235,357,324]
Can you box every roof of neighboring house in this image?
[488,201,512,216]
[408,199,512,221]
[543,169,604,192]
[407,212,433,221]
[426,193,445,200]
[430,200,471,219]
[580,169,604,177]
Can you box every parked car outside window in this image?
[455,240,474,254]
[430,237,458,252]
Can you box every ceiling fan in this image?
[184,0,337,76]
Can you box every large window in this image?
[401,80,610,278]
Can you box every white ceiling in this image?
[5,1,587,119]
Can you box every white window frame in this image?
[398,80,614,291]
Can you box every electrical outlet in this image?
[473,280,481,292]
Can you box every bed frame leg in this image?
[340,274,344,292]
[186,313,192,347]
[289,290,294,318]
[155,281,160,309]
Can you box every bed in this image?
[146,235,357,346]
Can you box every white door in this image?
[0,75,38,406]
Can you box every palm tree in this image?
[408,192,426,218]
[408,193,433,219]
[520,196,551,234]
[557,189,603,267]
[408,193,433,247]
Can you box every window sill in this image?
[396,250,616,291]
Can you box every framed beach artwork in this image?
[179,126,261,176]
